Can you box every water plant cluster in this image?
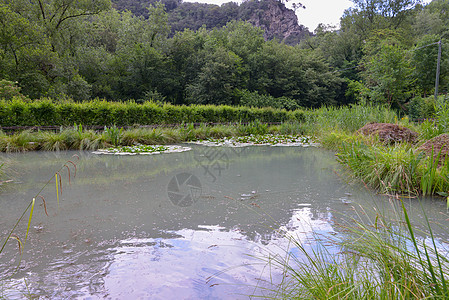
[193,134,314,147]
[93,144,191,155]
[105,144,169,154]
[0,122,305,152]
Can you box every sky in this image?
[183,0,434,32]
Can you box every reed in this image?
[254,198,449,299]
[0,157,78,280]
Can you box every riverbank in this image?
[0,103,396,152]
[2,103,449,196]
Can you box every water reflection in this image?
[103,206,335,299]
[0,145,448,298]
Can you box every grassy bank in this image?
[2,101,449,196]
[0,121,302,152]
[0,103,396,151]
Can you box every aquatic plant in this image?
[237,120,269,136]
[0,130,36,152]
[0,157,78,279]
[179,123,196,141]
[104,125,123,146]
[270,121,309,136]
[195,134,314,147]
[103,144,169,154]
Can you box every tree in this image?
[248,41,342,107]
[0,0,111,98]
[340,0,421,44]
[186,47,243,105]
[361,31,415,108]
[166,28,208,104]
[412,0,449,37]
[350,0,421,27]
[412,35,449,96]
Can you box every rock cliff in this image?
[112,0,311,45]
[244,0,310,45]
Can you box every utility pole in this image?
[435,40,442,101]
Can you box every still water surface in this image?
[0,145,447,299]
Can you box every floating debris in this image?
[240,191,259,201]
[93,144,192,155]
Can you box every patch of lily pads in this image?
[190,134,318,147]
[93,144,192,155]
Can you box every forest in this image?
[0,0,448,113]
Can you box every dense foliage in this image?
[301,0,449,113]
[0,0,448,115]
[0,0,339,108]
[0,99,305,126]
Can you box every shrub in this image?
[0,80,27,101]
[408,96,436,120]
[238,89,300,110]
[0,99,300,126]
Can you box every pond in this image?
[0,145,448,299]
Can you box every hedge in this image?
[0,98,306,126]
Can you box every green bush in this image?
[0,98,302,126]
[238,89,300,111]
[408,96,436,120]
[0,80,27,101]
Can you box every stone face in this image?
[246,0,310,45]
[113,0,311,45]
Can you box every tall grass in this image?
[257,199,449,299]
[0,121,311,152]
[336,141,449,195]
[306,104,397,134]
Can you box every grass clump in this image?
[260,200,449,299]
[306,104,397,134]
[337,142,425,194]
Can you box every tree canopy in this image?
[0,0,447,112]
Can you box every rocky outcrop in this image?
[113,0,311,45]
[244,0,310,45]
